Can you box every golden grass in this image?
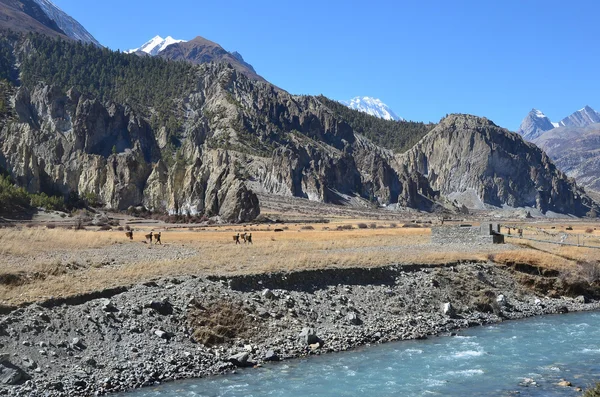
[0,227,119,256]
[0,222,596,306]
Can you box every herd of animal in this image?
[124,230,161,244]
[233,233,253,244]
[124,230,254,245]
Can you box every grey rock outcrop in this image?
[399,114,596,216]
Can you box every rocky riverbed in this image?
[0,261,598,396]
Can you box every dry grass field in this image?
[0,219,597,306]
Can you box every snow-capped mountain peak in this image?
[127,36,186,55]
[516,108,556,141]
[32,0,101,46]
[341,97,403,121]
[558,105,600,128]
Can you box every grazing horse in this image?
[145,231,153,244]
[154,232,162,245]
[125,230,133,240]
[233,233,241,244]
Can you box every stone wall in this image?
[431,223,504,244]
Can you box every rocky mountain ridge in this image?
[0,33,597,220]
[31,0,99,46]
[0,0,98,44]
[400,115,594,215]
[518,106,600,193]
[533,123,600,192]
[516,109,556,141]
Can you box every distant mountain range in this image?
[517,106,600,193]
[341,97,403,121]
[127,35,263,81]
[0,0,99,45]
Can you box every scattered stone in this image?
[228,352,251,367]
[0,360,30,385]
[557,380,572,387]
[262,289,276,300]
[154,330,172,340]
[83,357,97,367]
[346,312,362,325]
[575,296,588,304]
[101,299,119,313]
[298,327,320,345]
[264,350,279,362]
[71,338,86,350]
[496,294,506,306]
[442,302,456,317]
[147,299,173,315]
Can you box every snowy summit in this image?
[341,97,403,121]
[126,36,186,55]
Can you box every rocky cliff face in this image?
[399,114,595,216]
[0,35,596,219]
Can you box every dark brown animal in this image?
[125,231,133,240]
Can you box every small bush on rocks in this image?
[584,383,600,397]
[357,223,368,229]
[188,301,257,347]
[300,225,314,230]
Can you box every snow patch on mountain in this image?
[127,36,186,55]
[341,97,403,121]
[32,0,100,46]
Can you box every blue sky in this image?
[53,0,599,130]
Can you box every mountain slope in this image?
[533,123,600,192]
[127,35,185,55]
[31,0,100,45]
[516,109,556,141]
[158,36,263,81]
[400,114,595,215]
[0,33,596,219]
[341,97,403,121]
[0,0,67,38]
[558,105,600,128]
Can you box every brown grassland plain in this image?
[0,220,597,306]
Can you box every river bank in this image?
[0,261,598,396]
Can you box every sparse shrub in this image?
[117,226,124,231]
[46,223,56,229]
[98,225,112,231]
[25,223,35,228]
[369,223,377,229]
[585,228,594,234]
[579,260,600,284]
[188,301,257,347]
[584,382,600,397]
[336,224,353,231]
[389,223,397,228]
[357,223,368,229]
[60,213,66,218]
[402,223,422,228]
[125,225,131,231]
[300,225,314,230]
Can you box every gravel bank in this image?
[0,262,598,396]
